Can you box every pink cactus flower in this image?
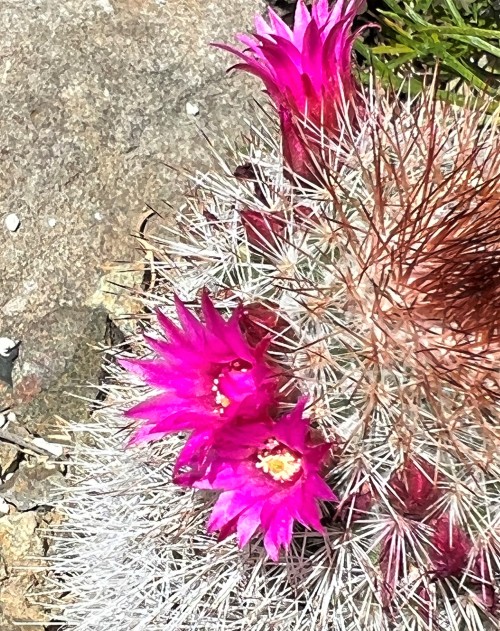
[217,0,366,178]
[195,400,336,561]
[121,292,277,459]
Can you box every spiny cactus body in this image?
[47,85,500,630]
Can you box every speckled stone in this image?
[0,442,19,477]
[11,306,109,436]
[0,512,47,628]
[0,0,265,430]
[0,458,65,512]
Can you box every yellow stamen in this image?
[215,392,231,408]
[256,451,302,482]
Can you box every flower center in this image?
[256,440,302,483]
[211,359,252,415]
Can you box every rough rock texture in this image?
[0,512,47,629]
[0,0,265,627]
[1,459,65,512]
[0,0,265,437]
[0,443,19,477]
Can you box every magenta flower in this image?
[218,0,365,178]
[121,292,277,457]
[195,400,336,560]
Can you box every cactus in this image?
[47,2,500,629]
[48,87,500,629]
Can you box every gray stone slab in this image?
[0,0,265,434]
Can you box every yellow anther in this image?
[256,451,302,482]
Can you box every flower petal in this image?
[236,502,264,548]
[293,0,312,49]
[262,502,294,560]
[208,491,248,532]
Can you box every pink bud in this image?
[338,482,373,524]
[430,515,471,579]
[388,460,441,519]
[240,208,286,250]
[239,301,289,348]
[471,549,497,612]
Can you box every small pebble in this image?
[48,218,57,227]
[94,211,103,221]
[0,498,9,514]
[478,54,488,69]
[0,337,16,357]
[4,213,20,232]
[185,102,200,116]
[32,437,64,457]
[6,412,16,423]
[96,0,114,13]
[3,472,13,482]
[23,279,38,292]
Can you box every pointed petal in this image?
[155,308,184,344]
[302,19,324,93]
[263,34,302,70]
[274,399,309,451]
[173,430,214,486]
[262,520,280,560]
[207,491,247,532]
[142,334,178,360]
[257,40,305,107]
[174,295,205,342]
[236,33,264,55]
[306,471,337,502]
[119,358,198,392]
[290,480,329,531]
[267,7,294,42]
[124,393,177,421]
[236,502,264,548]
[207,461,274,495]
[262,502,294,559]
[312,0,330,24]
[125,393,211,429]
[254,13,273,37]
[217,516,238,541]
[201,290,227,333]
[293,0,312,49]
[229,63,277,96]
